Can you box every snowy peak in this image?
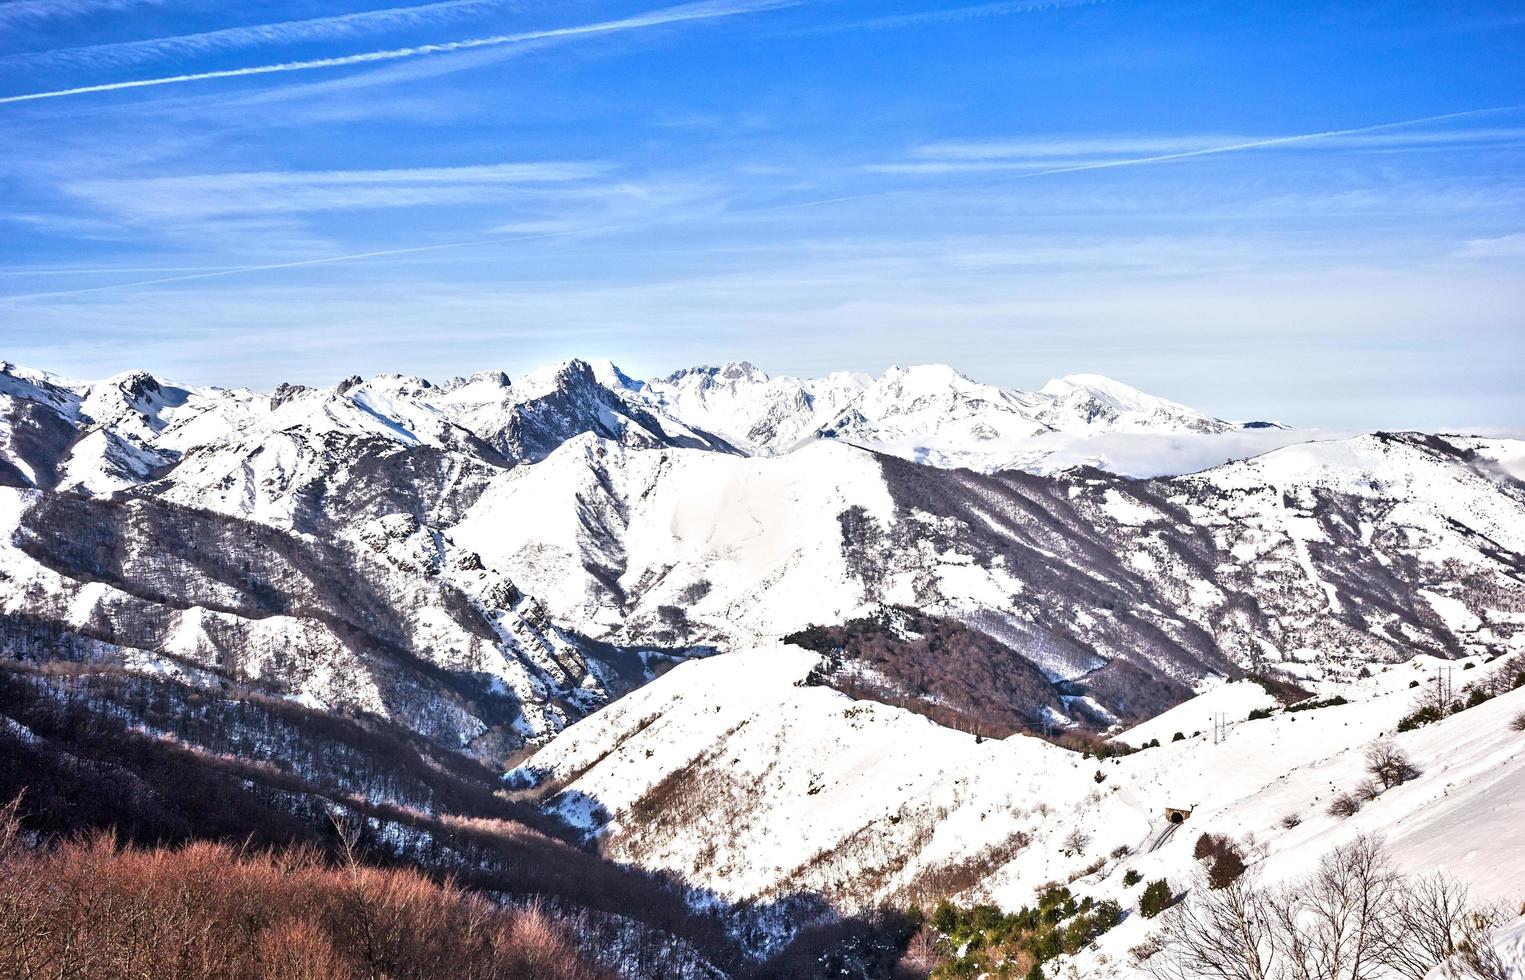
[435,357,737,464]
[81,370,198,438]
[0,357,1354,499]
[633,362,868,455]
[0,361,83,417]
[1036,373,1228,434]
[660,360,770,386]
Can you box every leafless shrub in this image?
[1365,739,1422,789]
[1511,711,1525,733]
[1067,855,1108,884]
[1063,827,1092,854]
[1450,910,1515,980]
[1280,813,1302,830]
[1355,778,1384,803]
[1328,792,1362,818]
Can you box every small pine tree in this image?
[1139,879,1172,918]
[1122,868,1142,887]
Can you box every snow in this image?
[1425,916,1525,979]
[519,645,1525,965]
[1114,679,1274,747]
[453,435,896,642]
[0,357,1470,498]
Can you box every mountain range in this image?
[2,356,1523,978]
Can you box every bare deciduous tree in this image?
[1382,872,1497,980]
[1144,866,1278,980]
[1275,835,1401,980]
[1364,741,1421,790]
[1145,836,1516,980]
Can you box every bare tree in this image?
[1144,868,1278,980]
[1273,835,1401,980]
[899,924,946,975]
[1383,872,1478,979]
[1145,836,1514,980]
[1364,741,1421,790]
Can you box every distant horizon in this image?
[8,352,1525,436]
[3,1,1522,430]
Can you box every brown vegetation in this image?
[0,796,610,980]
[789,609,1068,739]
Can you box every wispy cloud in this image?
[0,236,549,302]
[0,0,802,105]
[887,127,1525,172]
[2,0,519,71]
[61,161,614,221]
[796,0,1105,35]
[774,105,1525,209]
[0,0,172,28]
[1458,233,1525,259]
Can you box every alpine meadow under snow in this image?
[2,356,1523,979]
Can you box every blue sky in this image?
[1,0,1522,427]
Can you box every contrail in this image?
[0,0,800,105]
[2,0,512,72]
[764,104,1525,211]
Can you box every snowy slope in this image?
[451,435,895,643]
[0,484,689,756]
[516,645,1525,966]
[446,431,1525,715]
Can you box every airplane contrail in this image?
[0,0,800,105]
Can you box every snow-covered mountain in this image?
[3,354,1524,978]
[512,642,1525,969]
[606,360,1280,473]
[456,431,1525,715]
[625,361,871,455]
[3,356,1522,744]
[2,357,1294,495]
